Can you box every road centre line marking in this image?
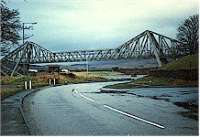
[103,104,165,129]
[72,88,78,94]
[79,92,95,103]
[74,89,165,129]
[72,88,95,103]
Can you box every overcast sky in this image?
[7,0,198,52]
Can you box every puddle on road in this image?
[174,102,198,110]
[174,102,198,120]
[178,111,198,120]
[84,88,198,120]
[85,90,176,102]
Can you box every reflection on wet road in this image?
[23,81,198,135]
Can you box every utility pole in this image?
[21,22,37,92]
[22,22,37,75]
[22,23,25,44]
[86,52,89,78]
[22,22,37,44]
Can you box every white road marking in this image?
[73,88,95,103]
[103,105,165,129]
[73,88,165,129]
[72,88,78,94]
[79,93,95,103]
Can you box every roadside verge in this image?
[1,86,49,135]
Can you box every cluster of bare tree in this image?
[177,14,199,55]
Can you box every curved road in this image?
[22,81,198,135]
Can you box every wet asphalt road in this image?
[23,81,198,135]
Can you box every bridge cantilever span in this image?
[1,30,186,76]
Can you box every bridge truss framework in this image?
[1,30,186,76]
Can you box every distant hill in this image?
[163,54,198,70]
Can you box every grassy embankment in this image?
[105,54,198,89]
[1,70,121,99]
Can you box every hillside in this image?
[104,54,199,89]
[163,54,198,70]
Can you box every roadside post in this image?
[24,81,28,90]
[29,80,32,89]
[49,79,52,85]
[53,78,56,86]
[86,52,89,79]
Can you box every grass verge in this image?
[1,86,23,100]
[1,71,109,99]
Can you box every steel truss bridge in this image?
[1,30,186,76]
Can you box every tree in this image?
[0,1,21,55]
[176,14,199,55]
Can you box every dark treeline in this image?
[0,0,21,55]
